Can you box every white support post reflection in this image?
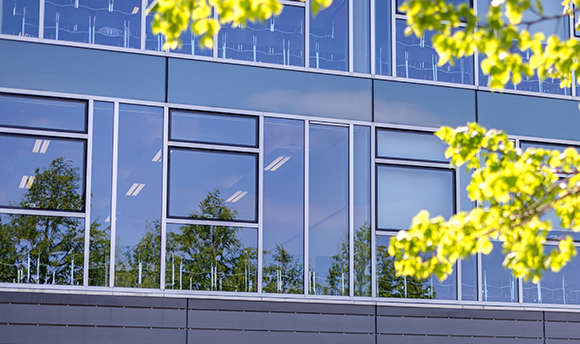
[83,99,94,286]
[160,106,169,290]
[370,125,376,298]
[349,124,354,296]
[109,102,119,288]
[257,115,264,293]
[304,120,310,295]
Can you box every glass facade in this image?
[1,0,39,36]
[310,0,348,71]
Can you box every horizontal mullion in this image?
[165,217,259,228]
[0,207,85,218]
[0,127,88,139]
[375,157,452,169]
[168,140,259,153]
[280,0,306,7]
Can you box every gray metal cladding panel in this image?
[546,312,580,322]
[0,324,185,344]
[377,306,543,320]
[0,303,186,328]
[188,299,374,315]
[0,39,165,102]
[547,340,580,344]
[546,321,580,339]
[168,58,372,121]
[187,329,374,344]
[377,334,543,344]
[188,309,374,333]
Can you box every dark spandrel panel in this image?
[309,0,348,71]
[0,134,85,211]
[115,104,163,289]
[1,0,39,37]
[89,102,113,287]
[168,149,257,222]
[477,91,580,141]
[145,13,212,57]
[0,93,86,132]
[353,0,370,73]
[524,246,580,305]
[169,58,372,121]
[166,224,257,292]
[374,80,475,127]
[396,20,474,84]
[44,0,141,48]
[354,126,371,296]
[218,5,305,67]
[170,110,258,147]
[376,129,447,162]
[309,124,349,296]
[481,247,519,302]
[0,214,84,285]
[461,254,478,301]
[375,0,391,76]
[376,235,457,300]
[263,117,304,294]
[377,165,454,230]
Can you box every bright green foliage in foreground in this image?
[149,0,332,50]
[401,0,580,90]
[389,123,580,284]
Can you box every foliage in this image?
[389,123,580,284]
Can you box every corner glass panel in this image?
[0,214,84,285]
[218,5,305,66]
[376,235,456,299]
[1,0,39,36]
[168,149,257,222]
[88,101,113,286]
[377,165,454,230]
[44,0,141,48]
[0,94,86,132]
[0,134,85,211]
[461,254,478,301]
[354,126,371,296]
[396,19,473,84]
[114,104,163,288]
[170,110,258,147]
[481,247,518,302]
[309,123,349,296]
[165,224,257,292]
[375,0,391,75]
[263,117,304,294]
[145,12,212,56]
[310,0,348,71]
[376,129,448,162]
[353,0,370,73]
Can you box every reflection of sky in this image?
[309,0,348,71]
[309,124,349,289]
[171,110,257,147]
[1,0,39,36]
[481,247,518,302]
[0,94,86,132]
[377,129,447,162]
[375,0,391,76]
[0,134,85,210]
[263,118,304,274]
[377,165,454,230]
[90,102,114,224]
[44,0,141,48]
[169,149,257,222]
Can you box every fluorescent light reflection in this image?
[18,175,35,189]
[126,183,145,197]
[32,139,50,154]
[152,149,162,162]
[265,156,291,171]
[226,190,248,203]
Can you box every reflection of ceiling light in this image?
[265,156,290,171]
[126,183,145,197]
[32,139,50,154]
[19,176,35,189]
[105,216,110,223]
[132,6,140,14]
[152,149,162,162]
[226,190,247,203]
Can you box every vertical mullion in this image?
[213,10,219,58]
[39,0,45,39]
[455,168,461,301]
[304,120,310,295]
[390,0,396,77]
[348,125,354,296]
[257,116,264,293]
[370,0,376,75]
[518,277,524,303]
[83,99,94,286]
[141,0,147,50]
[305,0,310,68]
[348,0,354,72]
[477,251,482,301]
[160,106,169,290]
[473,0,480,87]
[370,125,376,298]
[109,102,119,288]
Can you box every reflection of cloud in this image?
[249,90,369,119]
[222,176,242,189]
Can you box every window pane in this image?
[218,5,304,66]
[353,0,370,73]
[88,101,113,286]
[0,134,85,211]
[263,118,304,294]
[309,124,349,296]
[481,247,518,302]
[397,0,470,11]
[0,94,86,132]
[145,12,212,56]
[396,19,473,84]
[377,165,454,230]
[170,110,257,147]
[166,224,257,292]
[310,0,348,71]
[376,235,456,299]
[461,254,478,301]
[1,0,39,36]
[0,214,83,285]
[376,129,447,162]
[375,0,391,75]
[115,104,163,288]
[44,0,141,48]
[354,126,371,296]
[169,149,257,222]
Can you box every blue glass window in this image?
[396,19,473,84]
[354,126,371,296]
[1,0,39,36]
[481,247,518,302]
[44,0,141,48]
[397,0,470,12]
[310,0,348,71]
[375,0,391,75]
[218,5,304,66]
[353,0,370,73]
[461,254,478,301]
[145,13,212,56]
[377,129,448,162]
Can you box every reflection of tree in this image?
[354,222,371,296]
[88,220,110,286]
[325,233,349,296]
[263,244,302,294]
